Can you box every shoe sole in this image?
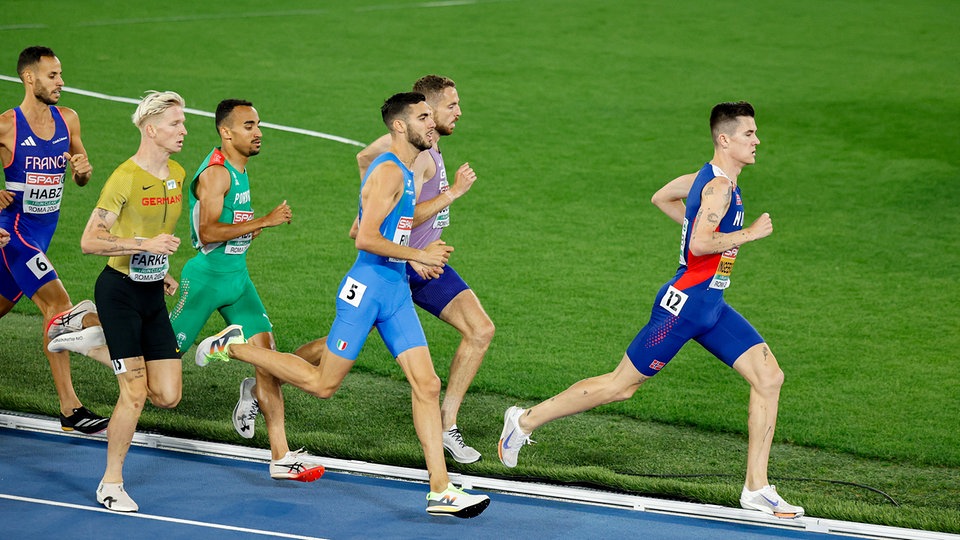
[426,497,490,519]
[233,379,257,439]
[61,425,108,435]
[443,445,481,464]
[271,465,325,482]
[497,406,522,467]
[740,500,803,519]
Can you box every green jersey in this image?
[189,148,253,272]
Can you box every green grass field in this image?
[1,0,958,533]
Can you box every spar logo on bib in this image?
[388,216,413,263]
[225,210,254,255]
[24,172,65,214]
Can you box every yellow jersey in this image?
[96,158,185,279]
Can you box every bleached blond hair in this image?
[132,90,185,128]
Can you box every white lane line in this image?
[0,74,365,147]
[0,493,330,540]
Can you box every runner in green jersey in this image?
[169,99,323,482]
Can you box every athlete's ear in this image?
[717,132,729,148]
[392,118,406,134]
[219,125,231,140]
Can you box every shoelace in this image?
[241,399,260,422]
[447,428,468,448]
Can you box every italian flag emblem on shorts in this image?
[336,339,348,351]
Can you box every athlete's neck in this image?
[131,146,173,180]
[219,144,249,173]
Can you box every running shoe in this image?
[233,377,260,439]
[97,481,138,512]
[60,406,109,435]
[442,425,481,464]
[270,449,325,482]
[740,484,805,519]
[47,326,106,355]
[195,324,245,367]
[498,406,533,468]
[425,483,490,518]
[46,299,97,339]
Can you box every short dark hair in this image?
[412,75,455,101]
[381,92,426,128]
[710,101,755,143]
[17,46,56,77]
[215,99,254,131]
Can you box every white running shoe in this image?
[425,483,490,518]
[47,326,106,355]
[46,299,97,339]
[740,484,804,518]
[498,406,532,468]
[233,377,259,439]
[270,449,325,482]
[97,481,139,512]
[442,425,481,464]
[195,324,245,367]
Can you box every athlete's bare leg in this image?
[102,357,181,483]
[732,342,783,491]
[227,342,352,400]
[32,280,84,415]
[395,345,448,493]
[247,331,290,460]
[436,289,494,431]
[518,354,648,433]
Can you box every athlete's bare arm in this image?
[81,207,180,256]
[356,134,391,179]
[652,172,697,225]
[194,165,290,244]
[0,109,16,167]
[355,161,452,267]
[411,161,476,228]
[59,107,93,186]
[688,176,772,256]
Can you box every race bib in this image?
[225,210,254,255]
[26,252,54,279]
[708,247,739,290]
[432,174,450,229]
[129,251,169,282]
[659,285,689,317]
[388,216,413,263]
[24,172,64,214]
[111,358,128,375]
[338,276,367,308]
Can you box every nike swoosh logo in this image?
[762,495,781,507]
[142,185,155,190]
[502,430,520,450]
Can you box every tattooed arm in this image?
[80,207,180,256]
[688,176,772,256]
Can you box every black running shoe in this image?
[60,407,109,434]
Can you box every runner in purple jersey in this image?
[301,75,491,464]
[0,46,111,435]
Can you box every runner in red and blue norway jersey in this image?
[625,161,763,377]
[497,102,804,519]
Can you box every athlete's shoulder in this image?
[207,148,227,167]
[169,159,187,180]
[0,109,15,135]
[54,106,80,123]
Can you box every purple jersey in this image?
[409,146,449,249]
[0,106,70,246]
